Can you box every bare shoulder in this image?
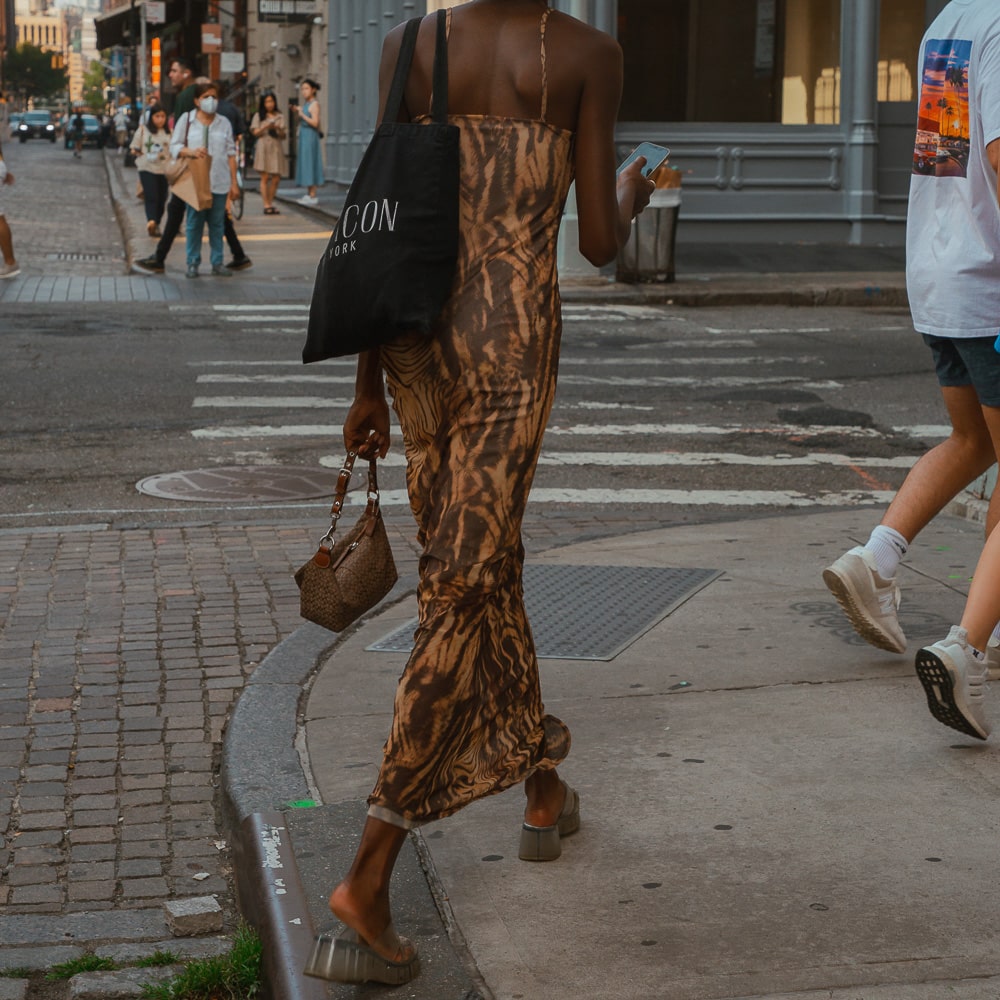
[547,9,621,65]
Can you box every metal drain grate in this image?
[368,564,722,661]
[45,252,107,261]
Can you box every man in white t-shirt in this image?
[824,0,1000,739]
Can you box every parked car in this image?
[64,114,102,149]
[18,110,57,142]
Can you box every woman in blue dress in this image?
[293,78,323,205]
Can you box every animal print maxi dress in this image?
[367,11,574,830]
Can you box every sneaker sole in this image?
[821,566,906,653]
[914,649,988,740]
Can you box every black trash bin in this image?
[616,186,681,284]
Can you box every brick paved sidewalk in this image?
[0,505,679,993]
[0,522,313,917]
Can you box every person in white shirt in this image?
[824,0,1000,741]
[130,104,171,237]
[170,82,240,278]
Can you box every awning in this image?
[94,0,189,50]
[94,3,137,50]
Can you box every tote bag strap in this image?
[383,9,449,125]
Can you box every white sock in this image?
[990,622,1000,647]
[864,525,908,579]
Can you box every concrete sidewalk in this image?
[274,181,908,309]
[221,505,1000,999]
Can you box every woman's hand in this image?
[229,182,241,201]
[343,392,391,459]
[617,158,656,220]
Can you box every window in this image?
[877,0,923,102]
[618,0,842,125]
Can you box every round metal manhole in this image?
[136,466,350,503]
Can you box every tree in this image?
[81,59,107,111]
[4,42,68,102]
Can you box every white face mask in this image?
[199,96,218,115]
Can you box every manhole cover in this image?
[136,466,349,502]
[368,564,721,661]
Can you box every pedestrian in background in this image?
[0,138,19,278]
[170,82,239,278]
[250,92,287,214]
[168,59,197,123]
[70,109,85,159]
[824,0,1000,735]
[113,105,129,154]
[292,78,322,206]
[306,0,653,986]
[130,104,171,237]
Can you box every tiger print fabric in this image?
[367,33,577,830]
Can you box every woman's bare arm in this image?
[573,33,653,265]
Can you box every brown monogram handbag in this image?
[294,450,398,632]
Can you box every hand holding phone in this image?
[617,142,670,178]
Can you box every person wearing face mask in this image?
[170,82,240,278]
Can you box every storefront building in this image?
[327,0,952,247]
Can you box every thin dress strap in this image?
[540,7,550,122]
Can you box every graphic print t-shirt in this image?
[907,0,1000,337]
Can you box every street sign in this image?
[220,52,245,73]
[145,2,166,24]
[201,23,222,52]
[258,0,316,24]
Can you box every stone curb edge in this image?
[103,148,140,274]
[217,574,493,1000]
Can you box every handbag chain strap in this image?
[318,449,381,550]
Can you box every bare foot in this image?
[329,881,416,963]
[524,768,566,827]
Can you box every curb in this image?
[103,148,140,274]
[219,576,488,999]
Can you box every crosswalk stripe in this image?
[332,487,896,508]
[313,451,917,470]
[190,421,945,440]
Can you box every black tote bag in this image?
[302,11,459,363]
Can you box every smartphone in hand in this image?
[618,142,670,178]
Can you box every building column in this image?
[843,0,880,243]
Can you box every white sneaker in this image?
[915,626,990,740]
[822,546,906,653]
[297,194,319,206]
[0,262,20,279]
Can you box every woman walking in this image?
[250,92,287,214]
[130,104,171,237]
[170,82,240,278]
[305,0,654,987]
[292,78,323,206]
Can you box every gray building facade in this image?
[325,0,951,246]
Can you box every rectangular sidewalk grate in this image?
[367,564,722,661]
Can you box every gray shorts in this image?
[921,333,1000,408]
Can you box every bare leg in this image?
[259,173,269,209]
[268,174,281,206]
[959,521,1000,649]
[0,214,16,266]
[524,767,567,827]
[308,184,317,198]
[880,385,997,541]
[328,816,415,962]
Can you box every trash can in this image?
[617,170,682,284]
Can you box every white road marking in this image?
[558,375,841,388]
[313,451,914,470]
[190,421,936,441]
[192,396,354,408]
